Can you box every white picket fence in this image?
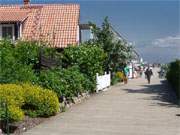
[96,72,111,93]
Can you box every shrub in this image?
[37,69,66,98]
[0,39,61,84]
[81,74,96,93]
[0,84,25,121]
[116,71,124,82]
[7,106,25,121]
[0,83,59,121]
[0,40,38,83]
[58,66,91,97]
[22,84,59,117]
[111,75,120,85]
[111,72,125,85]
[38,66,93,100]
[14,41,40,66]
[63,45,106,77]
[166,59,180,102]
[62,45,106,92]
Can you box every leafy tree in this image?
[88,17,133,74]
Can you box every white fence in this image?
[96,72,111,93]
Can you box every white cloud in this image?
[152,35,180,48]
[135,35,180,63]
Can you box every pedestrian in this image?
[124,65,129,84]
[144,66,153,84]
[133,70,137,78]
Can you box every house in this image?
[0,0,89,48]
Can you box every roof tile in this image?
[0,4,80,48]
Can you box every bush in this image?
[14,41,40,66]
[63,44,106,77]
[0,84,25,121]
[37,69,64,98]
[22,84,59,117]
[62,45,106,92]
[111,72,125,85]
[116,72,124,82]
[0,40,38,83]
[166,59,180,101]
[58,67,85,98]
[111,75,120,85]
[0,84,59,122]
[0,39,61,84]
[38,66,93,100]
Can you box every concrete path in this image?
[24,68,180,135]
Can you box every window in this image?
[0,24,15,40]
[2,26,13,39]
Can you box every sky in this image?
[0,0,179,63]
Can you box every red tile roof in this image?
[0,11,28,22]
[0,4,80,48]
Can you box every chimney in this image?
[24,0,30,5]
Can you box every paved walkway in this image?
[24,69,180,135]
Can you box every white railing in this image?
[96,72,111,93]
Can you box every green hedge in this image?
[0,39,61,84]
[37,66,93,100]
[14,41,40,66]
[0,40,38,83]
[166,59,180,102]
[0,84,59,122]
[63,45,106,77]
[62,44,106,92]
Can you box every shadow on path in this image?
[122,80,179,108]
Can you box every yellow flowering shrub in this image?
[0,84,25,121]
[116,71,125,81]
[0,83,59,122]
[22,84,59,117]
[8,106,24,121]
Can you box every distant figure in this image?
[158,69,165,78]
[145,66,153,84]
[124,66,129,84]
[133,70,137,78]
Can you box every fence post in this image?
[96,73,99,93]
[109,71,111,86]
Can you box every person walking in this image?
[145,66,153,84]
[124,66,129,84]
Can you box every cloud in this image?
[152,35,180,48]
[135,35,180,63]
